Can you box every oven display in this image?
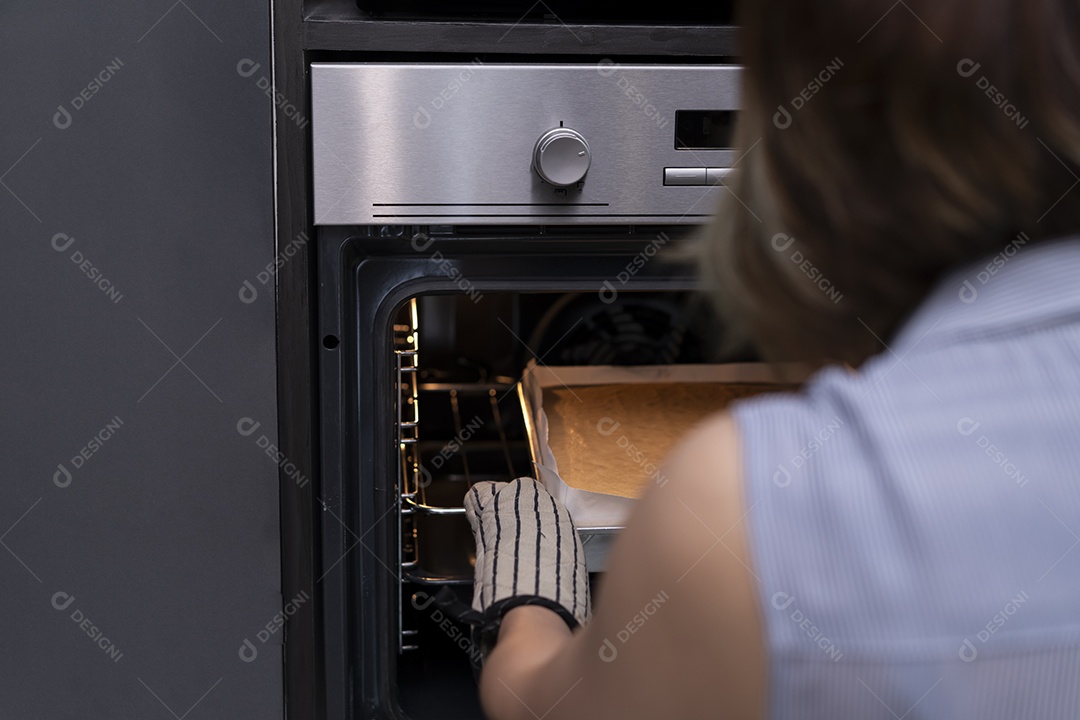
[675,110,737,150]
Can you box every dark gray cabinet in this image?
[1,3,281,717]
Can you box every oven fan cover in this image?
[531,293,712,366]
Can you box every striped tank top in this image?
[732,235,1080,719]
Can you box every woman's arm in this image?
[479,412,767,720]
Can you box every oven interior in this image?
[317,226,764,719]
[391,286,750,718]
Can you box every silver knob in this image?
[533,128,591,186]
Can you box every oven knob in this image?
[533,128,591,186]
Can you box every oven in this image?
[311,61,743,719]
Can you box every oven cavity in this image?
[387,286,737,717]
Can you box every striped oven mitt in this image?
[464,477,591,662]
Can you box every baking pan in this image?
[519,361,802,570]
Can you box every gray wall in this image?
[1,2,282,717]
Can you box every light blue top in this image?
[733,236,1080,719]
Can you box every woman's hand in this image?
[463,477,591,663]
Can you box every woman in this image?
[464,0,1080,717]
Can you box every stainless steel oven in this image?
[312,61,743,719]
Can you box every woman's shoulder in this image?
[573,410,768,718]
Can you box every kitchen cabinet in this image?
[1,3,280,717]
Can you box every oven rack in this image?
[398,384,525,575]
[394,308,531,652]
[394,302,421,652]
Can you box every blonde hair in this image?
[699,0,1080,366]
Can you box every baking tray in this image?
[518,361,800,571]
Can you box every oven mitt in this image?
[464,477,591,663]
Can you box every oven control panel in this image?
[311,63,741,225]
